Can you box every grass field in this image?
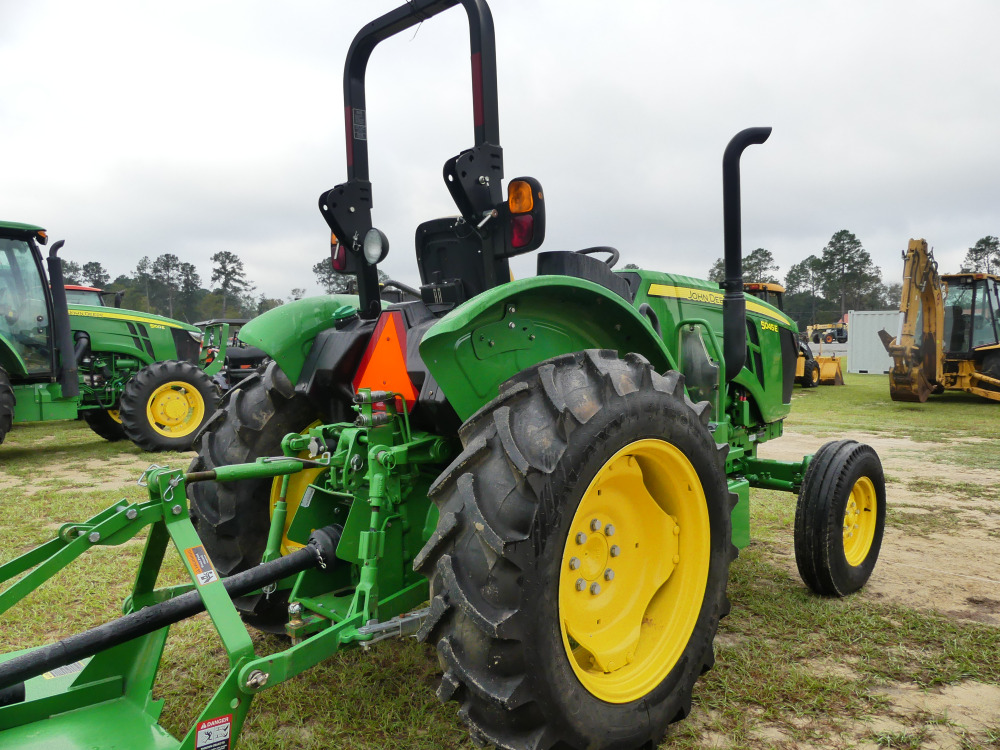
[0,374,997,749]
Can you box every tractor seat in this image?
[536,251,632,301]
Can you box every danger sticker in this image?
[185,545,219,586]
[195,714,232,750]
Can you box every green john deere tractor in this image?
[0,222,219,451]
[0,2,886,748]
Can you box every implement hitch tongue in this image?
[0,387,444,749]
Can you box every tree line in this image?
[62,232,998,327]
[708,231,998,329]
[61,247,394,323]
[61,251,285,323]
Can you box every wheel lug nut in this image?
[590,519,602,532]
[575,578,586,591]
[605,524,615,536]
[590,583,601,595]
[575,533,587,545]
[569,557,581,570]
[609,544,620,557]
[604,569,614,581]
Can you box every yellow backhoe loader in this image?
[743,282,844,386]
[878,239,1000,402]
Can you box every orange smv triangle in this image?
[352,310,419,409]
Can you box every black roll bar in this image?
[721,126,771,384]
[320,0,502,319]
[343,0,500,181]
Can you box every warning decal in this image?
[195,714,232,750]
[185,545,219,586]
[352,107,367,141]
[43,661,85,679]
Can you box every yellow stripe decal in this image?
[68,309,186,329]
[647,284,792,326]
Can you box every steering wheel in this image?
[575,246,620,268]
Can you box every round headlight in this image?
[363,227,389,265]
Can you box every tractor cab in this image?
[0,222,60,379]
[941,273,1000,354]
[64,285,126,309]
[744,281,786,310]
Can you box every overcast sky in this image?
[3,1,998,301]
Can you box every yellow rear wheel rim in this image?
[843,476,877,567]
[558,439,710,704]
[145,381,205,438]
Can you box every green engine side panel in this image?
[68,306,196,364]
[631,272,795,424]
[238,294,371,383]
[11,382,78,422]
[420,277,674,421]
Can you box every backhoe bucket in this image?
[816,356,844,386]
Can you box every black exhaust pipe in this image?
[0,526,341,694]
[73,331,91,365]
[45,240,80,399]
[721,127,771,384]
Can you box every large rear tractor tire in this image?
[188,361,327,628]
[120,360,220,452]
[0,368,14,446]
[794,440,886,596]
[82,408,126,441]
[415,350,736,750]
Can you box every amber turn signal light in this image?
[508,180,534,214]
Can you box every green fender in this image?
[419,277,677,421]
[238,295,364,383]
[0,336,29,379]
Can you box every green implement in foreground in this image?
[0,390,445,749]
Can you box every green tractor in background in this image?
[0,221,219,451]
[0,1,887,748]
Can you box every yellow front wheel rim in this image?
[843,476,877,567]
[108,409,122,424]
[558,439,710,704]
[145,381,205,438]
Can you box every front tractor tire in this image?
[82,408,126,441]
[415,350,736,750]
[120,360,220,452]
[794,440,886,596]
[188,361,325,625]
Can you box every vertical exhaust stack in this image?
[45,240,80,399]
[721,127,771,383]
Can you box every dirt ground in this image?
[759,431,1000,627]
[750,430,1000,749]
